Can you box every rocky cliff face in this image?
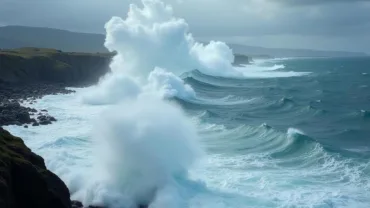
[0,127,71,208]
[0,48,112,85]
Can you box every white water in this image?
[234,63,311,78]
[5,91,370,208]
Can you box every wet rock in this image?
[39,120,52,125]
[24,125,28,128]
[50,116,57,122]
[29,108,37,113]
[15,111,32,123]
[36,114,57,125]
[0,100,38,126]
[71,201,83,208]
[0,81,78,127]
[71,200,147,208]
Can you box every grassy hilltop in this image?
[0,48,112,85]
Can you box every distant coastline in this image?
[1,25,367,57]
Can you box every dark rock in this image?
[0,127,71,208]
[36,114,56,125]
[24,125,28,128]
[37,115,47,121]
[39,120,52,125]
[15,111,32,123]
[71,201,83,208]
[29,108,37,113]
[0,100,38,126]
[32,122,39,126]
[41,109,48,112]
[71,200,147,208]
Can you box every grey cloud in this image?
[0,0,369,52]
[274,0,370,6]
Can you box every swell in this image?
[200,124,319,158]
[193,120,370,207]
[175,93,326,130]
[198,121,370,171]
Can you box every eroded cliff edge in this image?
[0,47,112,85]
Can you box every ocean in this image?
[5,57,370,208]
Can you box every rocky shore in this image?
[0,47,112,127]
[0,82,74,126]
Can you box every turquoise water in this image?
[5,57,370,208]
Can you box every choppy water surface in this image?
[6,57,370,208]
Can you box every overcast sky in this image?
[1,0,370,53]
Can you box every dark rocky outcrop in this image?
[71,200,84,208]
[71,200,147,208]
[0,100,35,126]
[0,81,75,101]
[0,88,65,128]
[0,127,71,208]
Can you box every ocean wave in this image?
[195,96,260,106]
[172,89,261,108]
[186,61,310,82]
[183,76,241,91]
[270,128,320,160]
[234,64,311,79]
[191,122,370,207]
[238,63,286,71]
[6,89,370,207]
[361,110,370,119]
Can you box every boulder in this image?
[0,100,37,126]
[71,201,83,208]
[39,120,52,125]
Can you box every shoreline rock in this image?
[0,82,72,127]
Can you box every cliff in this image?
[0,127,71,208]
[0,26,107,53]
[0,48,112,85]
